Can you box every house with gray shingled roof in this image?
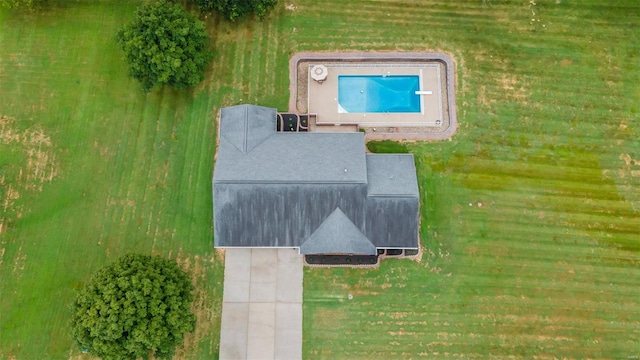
[213,104,420,263]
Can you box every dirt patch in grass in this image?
[619,153,640,169]
[1,181,20,214]
[498,74,529,105]
[479,73,529,113]
[67,353,97,360]
[617,153,640,211]
[312,308,346,327]
[0,115,57,189]
[11,246,26,279]
[1,115,58,233]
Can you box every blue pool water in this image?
[337,75,421,113]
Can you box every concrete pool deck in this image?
[308,64,443,127]
[219,249,303,360]
[289,52,458,141]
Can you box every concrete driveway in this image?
[219,248,303,360]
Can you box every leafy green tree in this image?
[195,0,277,21]
[116,0,212,91]
[0,0,43,9]
[71,253,196,360]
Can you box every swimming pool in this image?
[337,75,421,113]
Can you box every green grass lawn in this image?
[1,0,639,359]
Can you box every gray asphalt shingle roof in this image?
[219,105,275,154]
[215,105,367,184]
[215,133,368,184]
[213,104,420,254]
[366,154,420,197]
[300,208,377,255]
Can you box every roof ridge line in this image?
[243,105,248,153]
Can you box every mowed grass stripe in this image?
[230,27,248,100]
[292,5,514,48]
[452,242,640,285]
[182,94,216,251]
[459,172,625,201]
[457,205,639,254]
[141,90,179,250]
[485,210,639,243]
[238,27,255,101]
[263,13,280,104]
[247,21,266,102]
[118,97,160,248]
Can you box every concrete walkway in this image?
[219,249,303,360]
